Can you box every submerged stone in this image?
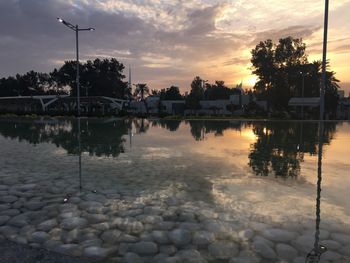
[54,244,82,257]
[252,239,276,260]
[208,241,238,259]
[37,219,58,231]
[83,246,110,259]
[132,241,158,255]
[0,195,18,203]
[101,229,122,244]
[276,243,298,261]
[0,215,10,225]
[123,252,142,263]
[168,229,192,247]
[61,217,88,230]
[262,228,296,242]
[30,231,49,243]
[152,230,170,244]
[193,230,215,246]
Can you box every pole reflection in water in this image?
[305,121,327,262]
[63,118,96,203]
[129,127,132,149]
[78,117,82,191]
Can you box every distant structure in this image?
[0,95,128,115]
[337,90,345,99]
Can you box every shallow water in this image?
[0,117,349,262]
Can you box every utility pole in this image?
[320,0,329,121]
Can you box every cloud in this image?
[223,57,250,66]
[334,45,350,53]
[0,0,350,91]
[250,25,321,45]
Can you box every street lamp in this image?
[320,0,329,120]
[57,18,95,116]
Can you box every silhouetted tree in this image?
[134,83,150,113]
[83,58,127,97]
[158,86,183,100]
[0,77,18,97]
[186,76,204,110]
[0,58,128,98]
[134,83,149,101]
[251,37,340,113]
[204,81,241,100]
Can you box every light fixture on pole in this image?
[57,17,95,116]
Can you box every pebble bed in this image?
[1,179,350,263]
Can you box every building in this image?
[161,101,186,115]
[0,96,127,115]
[338,90,345,99]
[337,98,350,119]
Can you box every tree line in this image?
[0,36,341,116]
[0,58,129,98]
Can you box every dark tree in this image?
[158,86,183,100]
[251,37,340,113]
[54,58,128,98]
[83,58,127,98]
[204,81,241,100]
[186,76,204,109]
[0,77,18,97]
[0,58,128,98]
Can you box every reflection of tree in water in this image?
[0,118,219,203]
[151,119,181,132]
[0,118,128,157]
[0,119,73,145]
[248,122,336,177]
[187,120,244,141]
[133,118,150,134]
[55,120,128,157]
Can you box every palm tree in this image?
[134,83,149,101]
[133,83,150,114]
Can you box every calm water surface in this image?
[0,118,349,262]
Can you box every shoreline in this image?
[0,114,349,122]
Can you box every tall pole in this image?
[76,25,80,117]
[78,117,82,190]
[320,0,329,121]
[302,74,305,119]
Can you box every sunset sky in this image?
[0,0,349,94]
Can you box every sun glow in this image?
[245,76,257,89]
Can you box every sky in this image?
[0,0,349,94]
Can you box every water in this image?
[0,117,349,262]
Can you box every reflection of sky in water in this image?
[0,119,350,230]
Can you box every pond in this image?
[0,117,349,262]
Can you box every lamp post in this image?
[57,18,95,117]
[320,0,329,121]
[305,2,330,261]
